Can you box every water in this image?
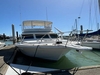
[66,50,100,67]
[13,48,100,70]
[0,40,13,46]
[13,50,76,69]
[1,40,100,69]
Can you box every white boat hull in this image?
[16,42,92,61]
[16,44,71,61]
[81,42,100,49]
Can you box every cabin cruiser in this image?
[15,20,92,61]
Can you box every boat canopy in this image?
[22,20,52,32]
[23,20,52,26]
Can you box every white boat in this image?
[15,20,92,61]
[0,42,5,48]
[81,36,100,49]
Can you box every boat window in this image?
[50,34,58,38]
[35,34,49,39]
[22,34,33,39]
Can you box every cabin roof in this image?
[23,20,52,26]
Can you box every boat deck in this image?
[0,45,100,75]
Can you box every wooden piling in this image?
[3,33,6,41]
[16,31,18,42]
[12,24,15,44]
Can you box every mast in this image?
[75,19,77,33]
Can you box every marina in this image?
[0,0,100,74]
[0,20,100,74]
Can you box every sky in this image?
[0,0,100,36]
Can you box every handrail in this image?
[21,36,25,43]
[37,34,47,44]
[65,31,73,46]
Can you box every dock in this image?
[0,45,100,75]
[0,45,16,75]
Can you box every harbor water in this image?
[1,40,100,70]
[13,49,100,70]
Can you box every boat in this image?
[0,42,6,49]
[74,29,100,49]
[15,20,92,61]
[76,0,100,49]
[77,27,100,49]
[81,36,100,49]
[6,36,17,41]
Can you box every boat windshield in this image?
[36,34,49,39]
[22,34,33,39]
[22,34,58,39]
[49,34,58,38]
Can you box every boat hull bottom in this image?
[17,45,70,61]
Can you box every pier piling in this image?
[16,31,19,42]
[12,24,15,44]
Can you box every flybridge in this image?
[22,20,52,32]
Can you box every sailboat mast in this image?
[75,19,77,32]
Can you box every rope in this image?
[88,0,92,30]
[25,61,33,73]
[9,65,20,75]
[0,61,6,70]
[24,45,39,73]
[8,45,40,75]
[7,47,20,75]
[34,45,39,57]
[91,50,100,57]
[79,0,85,17]
[94,0,98,30]
[0,46,20,75]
